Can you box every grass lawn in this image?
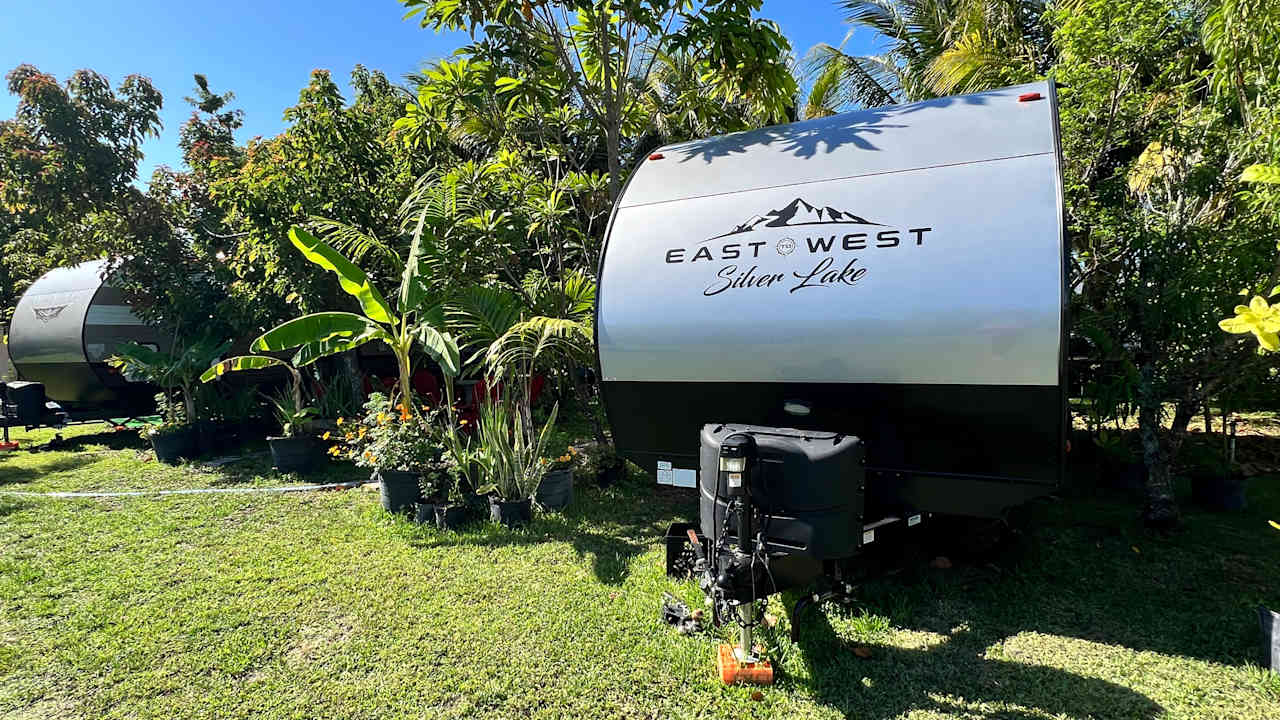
[2,423,1279,719]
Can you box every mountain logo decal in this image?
[33,304,69,323]
[706,197,881,242]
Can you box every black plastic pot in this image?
[268,435,316,473]
[435,504,470,531]
[1190,472,1247,511]
[150,427,198,465]
[489,498,532,528]
[1260,606,1280,672]
[377,470,423,515]
[197,421,219,457]
[463,491,488,514]
[596,460,626,488]
[1100,457,1146,493]
[536,468,574,511]
[414,502,438,525]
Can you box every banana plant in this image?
[247,225,460,412]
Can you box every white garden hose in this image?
[0,480,365,498]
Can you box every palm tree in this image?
[801,0,1047,118]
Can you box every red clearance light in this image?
[1018,92,1042,102]
[649,152,665,160]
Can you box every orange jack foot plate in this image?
[717,643,774,685]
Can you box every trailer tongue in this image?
[596,81,1066,683]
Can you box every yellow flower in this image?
[322,431,331,440]
[569,447,577,455]
[345,432,355,441]
[459,419,468,426]
[358,427,367,438]
[336,417,344,426]
[1220,295,1280,351]
[377,412,390,425]
[328,446,341,456]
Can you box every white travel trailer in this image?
[596,81,1065,680]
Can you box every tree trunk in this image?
[606,124,621,204]
[181,383,197,426]
[567,359,607,445]
[1137,362,1180,529]
[342,351,362,412]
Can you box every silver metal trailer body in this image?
[598,81,1066,517]
[6,259,164,411]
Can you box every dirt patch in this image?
[285,616,357,666]
[2,698,76,720]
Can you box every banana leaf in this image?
[200,355,287,383]
[251,312,384,353]
[288,227,394,325]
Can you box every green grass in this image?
[2,422,1279,719]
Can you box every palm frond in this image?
[446,284,526,361]
[306,217,404,275]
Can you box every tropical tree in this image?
[1054,0,1279,526]
[801,0,1046,117]
[0,64,163,322]
[400,0,797,202]
[212,67,424,325]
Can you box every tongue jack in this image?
[715,434,774,685]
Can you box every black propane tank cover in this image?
[698,423,865,560]
[3,382,47,425]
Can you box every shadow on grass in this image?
[404,475,696,585]
[774,476,1278,716]
[790,605,1162,719]
[18,426,148,453]
[0,496,33,518]
[0,455,99,486]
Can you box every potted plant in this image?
[140,392,197,464]
[429,458,472,531]
[536,447,575,511]
[201,354,316,472]
[1184,443,1247,511]
[264,388,319,472]
[578,441,626,488]
[110,335,229,464]
[1095,429,1145,493]
[338,393,441,516]
[473,397,558,528]
[1261,520,1280,672]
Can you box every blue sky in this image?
[0,0,877,182]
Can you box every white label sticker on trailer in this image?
[656,461,673,485]
[673,468,697,488]
[908,514,922,527]
[862,529,876,545]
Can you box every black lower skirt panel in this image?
[603,380,1063,517]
